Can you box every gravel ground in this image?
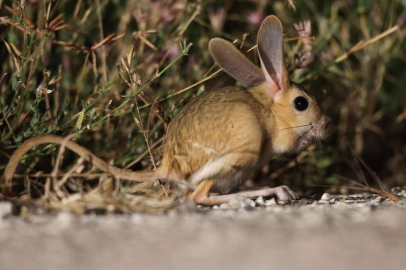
[1,192,406,270]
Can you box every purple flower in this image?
[246,11,264,27]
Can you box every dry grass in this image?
[1,0,405,214]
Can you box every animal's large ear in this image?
[209,38,265,88]
[257,15,289,94]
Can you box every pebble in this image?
[373,196,385,203]
[391,186,406,194]
[349,194,362,199]
[318,200,329,204]
[0,202,12,218]
[52,211,74,230]
[241,199,256,210]
[227,197,255,210]
[228,197,244,209]
[390,186,406,199]
[321,193,331,201]
[265,198,277,206]
[356,200,368,203]
[255,196,265,206]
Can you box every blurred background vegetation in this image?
[0,0,405,212]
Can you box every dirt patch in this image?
[1,194,406,270]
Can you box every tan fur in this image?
[161,86,264,191]
[3,15,329,203]
[160,80,328,193]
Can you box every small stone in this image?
[349,194,361,199]
[53,211,73,229]
[228,196,245,209]
[255,196,265,206]
[318,199,329,204]
[212,205,219,210]
[219,203,230,210]
[321,193,331,201]
[358,193,373,198]
[0,202,12,218]
[265,198,277,206]
[373,196,385,202]
[329,198,336,204]
[391,187,404,194]
[241,198,256,210]
[356,200,368,203]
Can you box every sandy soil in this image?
[1,197,406,270]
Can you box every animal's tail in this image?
[3,135,164,194]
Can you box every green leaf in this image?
[76,110,85,131]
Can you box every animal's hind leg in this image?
[208,186,298,204]
[191,180,232,206]
[189,152,259,205]
[191,180,216,205]
[192,181,298,206]
[189,148,298,205]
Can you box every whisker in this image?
[291,126,314,147]
[272,123,312,134]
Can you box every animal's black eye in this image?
[293,96,309,111]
